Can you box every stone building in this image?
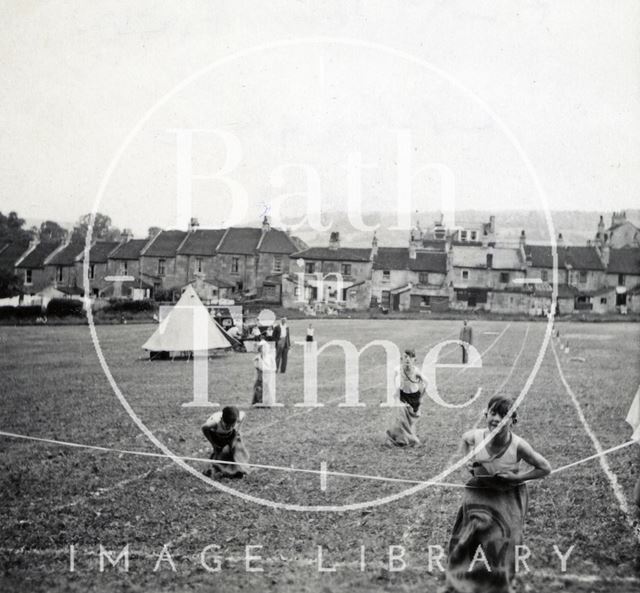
[105,237,152,298]
[139,230,188,297]
[43,241,86,294]
[75,241,120,296]
[286,231,372,308]
[595,212,640,249]
[14,241,60,294]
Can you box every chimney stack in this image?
[121,228,133,242]
[188,218,200,231]
[558,233,565,247]
[262,216,271,233]
[409,243,417,259]
[329,231,340,250]
[370,232,378,260]
[519,229,526,248]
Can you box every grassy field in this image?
[0,319,639,592]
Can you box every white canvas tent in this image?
[142,285,232,355]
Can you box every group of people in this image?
[200,318,558,592]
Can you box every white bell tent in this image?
[142,285,232,355]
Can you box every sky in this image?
[1,1,639,238]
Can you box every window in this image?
[264,285,276,297]
[471,231,477,241]
[196,258,203,273]
[273,256,282,273]
[382,270,390,281]
[500,272,510,284]
[56,266,63,282]
[89,264,95,280]
[305,262,315,274]
[541,270,548,282]
[579,270,587,283]
[231,257,240,274]
[341,263,352,276]
[486,254,493,268]
[460,230,467,241]
[462,270,469,280]
[158,259,166,276]
[618,274,625,286]
[122,261,128,275]
[25,269,32,285]
[419,272,429,285]
[600,297,607,304]
[294,286,300,297]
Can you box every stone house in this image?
[14,241,60,295]
[371,241,448,312]
[595,212,640,249]
[75,241,120,296]
[139,230,188,297]
[176,228,227,286]
[286,232,372,309]
[105,237,152,298]
[601,247,640,313]
[43,241,86,294]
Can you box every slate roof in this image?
[142,230,187,257]
[217,228,263,255]
[257,229,300,254]
[0,240,29,269]
[109,239,149,260]
[606,248,640,275]
[409,252,447,273]
[372,247,447,273]
[177,229,226,256]
[78,241,119,264]
[525,245,604,271]
[373,247,407,270]
[45,242,85,266]
[16,242,60,269]
[291,247,372,262]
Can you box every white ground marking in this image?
[551,339,640,544]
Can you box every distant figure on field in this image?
[306,323,315,342]
[273,317,291,373]
[202,406,250,478]
[459,319,473,364]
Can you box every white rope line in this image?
[0,430,465,489]
[1,428,636,492]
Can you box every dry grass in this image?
[0,319,638,592]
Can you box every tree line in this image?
[0,210,162,245]
[0,210,162,297]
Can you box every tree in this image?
[0,211,31,243]
[148,226,162,238]
[39,220,67,242]
[0,268,23,298]
[71,213,120,243]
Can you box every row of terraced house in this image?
[1,212,639,315]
